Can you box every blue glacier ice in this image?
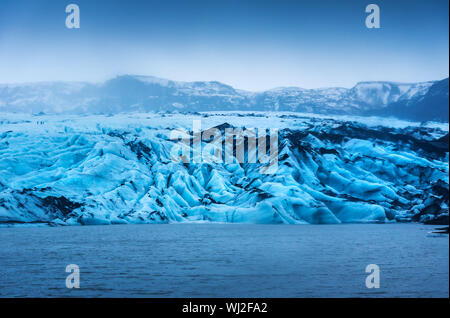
[0,112,448,226]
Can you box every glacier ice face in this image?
[0,112,448,226]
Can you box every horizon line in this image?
[0,74,447,92]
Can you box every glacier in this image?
[0,112,448,226]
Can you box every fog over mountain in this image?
[0,75,448,122]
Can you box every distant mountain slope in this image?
[367,78,449,122]
[0,75,448,122]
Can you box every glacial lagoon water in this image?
[0,223,448,297]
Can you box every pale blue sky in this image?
[0,0,448,90]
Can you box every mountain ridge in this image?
[0,75,448,122]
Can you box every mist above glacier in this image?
[0,75,448,122]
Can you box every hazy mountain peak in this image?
[0,75,447,122]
